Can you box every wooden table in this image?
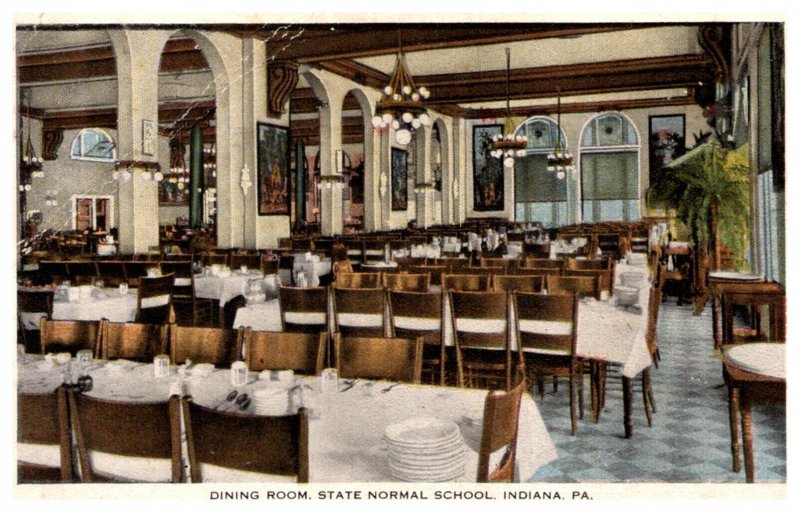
[708,276,784,348]
[722,343,785,483]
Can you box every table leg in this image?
[728,384,741,472]
[740,391,755,483]
[712,294,721,349]
[622,376,633,438]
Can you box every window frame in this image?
[70,127,117,163]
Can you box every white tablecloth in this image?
[49,290,138,323]
[292,255,332,287]
[194,271,264,306]
[17,356,557,483]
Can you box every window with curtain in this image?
[514,117,568,227]
[579,113,640,222]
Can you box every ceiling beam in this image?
[17,37,208,84]
[422,54,714,105]
[263,23,662,62]
[39,99,216,131]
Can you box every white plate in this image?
[384,417,460,447]
[726,344,785,379]
[389,462,464,482]
[709,271,765,282]
[388,440,464,460]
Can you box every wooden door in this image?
[75,198,93,231]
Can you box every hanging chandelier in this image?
[547,88,573,180]
[490,48,527,168]
[20,89,44,179]
[371,31,431,145]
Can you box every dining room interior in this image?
[13,19,786,489]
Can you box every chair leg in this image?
[553,376,558,393]
[642,369,653,427]
[578,370,585,420]
[569,372,577,436]
[536,376,545,399]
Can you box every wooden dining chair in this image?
[278,286,329,335]
[480,257,511,272]
[99,320,168,362]
[181,397,309,483]
[491,274,544,294]
[388,290,445,385]
[332,287,386,338]
[563,268,615,297]
[334,334,423,383]
[449,290,511,390]
[68,390,182,482]
[261,258,279,276]
[136,273,175,325]
[383,272,430,292]
[169,325,243,368]
[721,290,786,345]
[229,253,262,271]
[39,318,101,356]
[566,257,613,270]
[477,380,526,483]
[18,289,55,354]
[408,264,446,286]
[517,267,562,292]
[442,273,490,292]
[124,261,159,288]
[244,329,327,376]
[521,257,564,272]
[159,261,213,326]
[38,261,70,284]
[201,252,228,267]
[96,261,127,287]
[513,292,582,435]
[17,386,74,483]
[335,272,382,289]
[547,274,600,300]
[67,260,99,285]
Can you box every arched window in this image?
[514,117,568,227]
[70,128,116,162]
[579,113,640,222]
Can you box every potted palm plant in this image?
[649,142,751,308]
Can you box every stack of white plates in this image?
[385,417,465,482]
[252,387,289,415]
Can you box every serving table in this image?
[17,355,557,483]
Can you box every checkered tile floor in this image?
[527,301,786,483]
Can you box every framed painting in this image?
[257,122,290,216]
[391,148,408,211]
[648,114,686,185]
[158,175,190,206]
[472,124,504,212]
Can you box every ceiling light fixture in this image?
[547,88,573,180]
[490,48,527,168]
[21,89,44,179]
[372,31,431,145]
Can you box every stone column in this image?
[109,29,165,254]
[415,126,435,229]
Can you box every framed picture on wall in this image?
[257,122,290,216]
[391,148,408,211]
[648,115,686,185]
[142,119,156,156]
[472,124,504,212]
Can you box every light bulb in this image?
[153,172,163,181]
[402,112,413,123]
[556,170,566,180]
[384,86,393,95]
[122,171,132,181]
[371,116,383,128]
[402,85,412,95]
[112,171,120,180]
[411,119,421,129]
[393,93,401,101]
[382,113,393,124]
[418,113,431,126]
[411,93,420,101]
[419,87,430,99]
[24,184,32,191]
[547,166,555,172]
[503,157,515,168]
[517,149,526,157]
[395,129,412,145]
[391,120,400,130]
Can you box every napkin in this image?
[258,369,294,383]
[191,363,216,377]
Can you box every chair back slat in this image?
[101,320,168,362]
[39,318,101,356]
[492,274,544,294]
[383,273,430,292]
[169,325,243,368]
[17,386,74,482]
[477,380,525,482]
[442,273,490,292]
[332,287,386,338]
[334,334,422,383]
[136,273,175,324]
[244,330,327,376]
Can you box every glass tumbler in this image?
[320,368,339,394]
[230,361,249,387]
[154,354,170,378]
